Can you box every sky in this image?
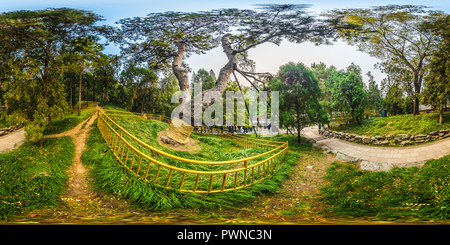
[2,0,450,86]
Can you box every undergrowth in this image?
[333,112,450,136]
[0,137,74,219]
[319,156,450,220]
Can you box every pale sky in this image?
[2,0,449,86]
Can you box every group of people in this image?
[221,123,272,134]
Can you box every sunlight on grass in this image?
[333,112,450,136]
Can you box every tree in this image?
[0,8,104,146]
[311,62,337,128]
[364,72,383,118]
[112,4,337,146]
[119,64,158,113]
[272,62,324,143]
[93,54,119,105]
[191,68,216,95]
[339,72,366,124]
[64,36,104,116]
[422,15,450,124]
[381,77,414,116]
[326,5,445,116]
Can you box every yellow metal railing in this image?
[96,109,289,193]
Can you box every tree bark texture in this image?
[159,34,237,146]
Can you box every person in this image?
[267,123,271,131]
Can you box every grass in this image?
[0,137,74,219]
[333,112,450,136]
[82,116,299,210]
[319,156,450,220]
[43,101,96,135]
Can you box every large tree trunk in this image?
[70,78,74,114]
[440,105,444,125]
[412,74,422,116]
[158,34,237,147]
[78,68,84,117]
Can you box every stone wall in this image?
[319,128,450,146]
[0,125,22,137]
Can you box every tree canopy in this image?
[0,8,105,146]
[325,5,446,116]
[271,62,324,143]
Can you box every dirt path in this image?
[44,106,99,208]
[40,104,131,218]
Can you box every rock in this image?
[400,140,413,146]
[380,140,390,145]
[386,135,393,140]
[360,161,394,172]
[428,131,438,136]
[431,135,439,141]
[395,134,409,140]
[439,130,449,137]
[362,137,371,144]
[375,135,385,141]
[335,153,360,163]
[414,134,427,143]
[349,134,356,138]
[355,136,362,142]
[158,117,194,146]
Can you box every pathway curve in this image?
[0,128,25,153]
[44,108,99,206]
[302,125,450,171]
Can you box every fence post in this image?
[244,160,248,186]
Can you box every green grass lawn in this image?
[319,156,450,220]
[0,137,74,219]
[333,112,450,136]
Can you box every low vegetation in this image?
[0,137,74,219]
[320,156,450,220]
[332,112,450,136]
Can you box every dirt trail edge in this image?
[45,107,99,209]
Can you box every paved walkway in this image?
[302,125,450,171]
[0,128,25,153]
